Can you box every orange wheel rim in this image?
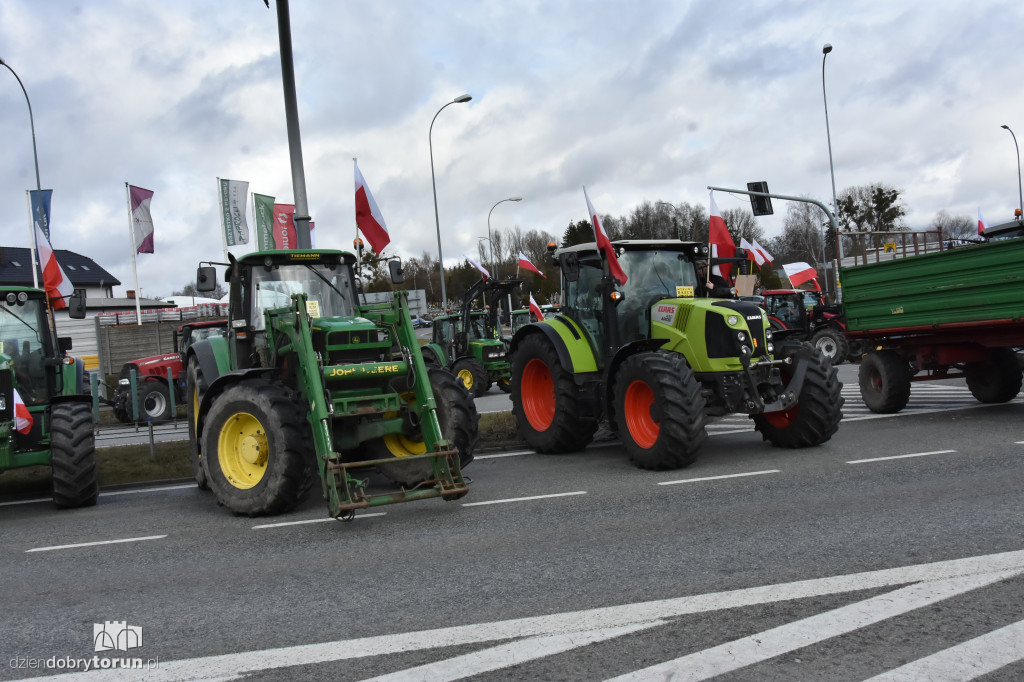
[624,379,658,448]
[521,358,555,430]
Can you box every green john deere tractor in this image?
[186,249,478,518]
[509,240,843,469]
[1,287,96,507]
[422,277,523,396]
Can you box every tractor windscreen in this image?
[0,295,49,404]
[619,250,699,300]
[250,263,355,330]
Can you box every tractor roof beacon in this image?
[508,239,843,470]
[1,286,97,508]
[188,249,478,519]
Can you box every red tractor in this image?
[113,319,227,422]
[758,289,856,365]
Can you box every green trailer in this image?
[842,235,1024,412]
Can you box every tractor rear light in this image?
[610,291,623,302]
[62,357,74,366]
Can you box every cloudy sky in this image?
[1,0,1021,298]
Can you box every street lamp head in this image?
[454,94,472,103]
[509,196,523,202]
[1002,124,1011,130]
[823,43,833,55]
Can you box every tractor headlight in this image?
[118,378,130,387]
[727,315,739,326]
[0,395,6,411]
[736,331,747,343]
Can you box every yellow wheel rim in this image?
[456,368,474,390]
[217,412,268,489]
[381,394,427,457]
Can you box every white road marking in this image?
[847,449,956,464]
[658,469,780,486]
[101,483,197,496]
[474,450,533,459]
[0,497,50,507]
[25,534,167,553]
[863,618,1024,681]
[359,622,665,682]
[461,491,586,507]
[17,549,1024,682]
[605,569,1019,682]
[252,513,386,529]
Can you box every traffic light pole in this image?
[707,185,844,303]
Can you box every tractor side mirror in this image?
[67,293,86,319]
[58,336,73,352]
[388,259,405,284]
[196,266,217,292]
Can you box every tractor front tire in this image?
[185,358,209,490]
[453,358,488,396]
[613,351,707,470]
[859,350,911,413]
[496,375,512,393]
[375,367,480,486]
[753,341,843,447]
[511,333,597,453]
[965,347,1023,403]
[50,402,99,508]
[137,381,173,422]
[202,378,314,516]
[810,327,849,366]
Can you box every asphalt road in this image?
[3,365,1023,681]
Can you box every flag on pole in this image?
[529,294,544,321]
[29,189,53,241]
[739,238,764,266]
[783,262,819,289]
[129,185,155,253]
[708,191,736,281]
[13,388,33,434]
[751,238,774,265]
[517,251,546,278]
[978,207,988,236]
[253,193,276,250]
[583,187,627,285]
[272,204,297,249]
[218,179,249,246]
[467,256,490,279]
[34,220,72,309]
[354,160,391,253]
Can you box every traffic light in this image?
[747,181,773,216]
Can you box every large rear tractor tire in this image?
[965,347,1023,403]
[136,381,173,422]
[810,327,849,366]
[613,351,707,470]
[373,367,480,487]
[453,357,488,397]
[511,333,597,453]
[859,350,911,413]
[50,402,99,508]
[202,378,314,516]
[753,341,843,447]
[185,358,209,490]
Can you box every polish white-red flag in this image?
[783,262,819,289]
[354,159,391,253]
[517,252,546,278]
[583,187,627,285]
[751,238,774,265]
[467,256,490,280]
[739,237,764,266]
[34,221,73,310]
[13,388,33,434]
[978,207,988,236]
[708,191,736,281]
[529,293,544,322]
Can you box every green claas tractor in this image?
[1,287,96,507]
[509,240,843,469]
[186,249,478,518]
[422,277,523,396]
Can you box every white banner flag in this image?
[219,178,250,246]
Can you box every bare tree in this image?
[931,210,976,240]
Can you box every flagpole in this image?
[125,183,142,326]
[352,158,366,305]
[217,177,229,262]
[25,190,39,289]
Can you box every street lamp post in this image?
[487,196,522,278]
[430,93,472,307]
[2,57,43,288]
[1001,125,1023,222]
[821,43,840,301]
[656,201,682,239]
